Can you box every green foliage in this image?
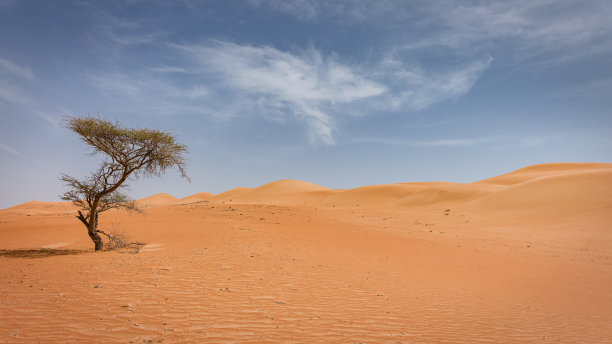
[63,116,189,181]
[60,115,189,250]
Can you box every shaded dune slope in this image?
[176,192,215,204]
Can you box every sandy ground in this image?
[1,163,611,343]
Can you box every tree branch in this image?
[76,210,89,226]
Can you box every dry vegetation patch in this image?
[98,227,145,254]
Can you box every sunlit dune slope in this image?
[475,162,612,185]
[1,201,73,216]
[320,183,425,208]
[391,183,502,207]
[226,180,330,205]
[210,186,253,203]
[469,167,612,215]
[136,193,178,207]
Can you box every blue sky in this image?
[1,0,611,208]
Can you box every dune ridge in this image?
[135,193,179,207]
[163,163,612,214]
[3,163,610,214]
[176,192,215,204]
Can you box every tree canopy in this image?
[60,116,189,250]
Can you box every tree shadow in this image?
[0,248,89,259]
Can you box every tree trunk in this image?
[84,211,103,251]
[88,228,104,251]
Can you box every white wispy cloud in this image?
[147,65,187,73]
[431,1,612,64]
[0,81,30,104]
[0,141,59,169]
[174,42,389,144]
[0,141,25,157]
[0,56,35,80]
[378,52,493,111]
[86,40,491,144]
[89,10,168,47]
[248,0,410,22]
[79,6,495,145]
[168,41,490,144]
[83,2,610,145]
[88,70,227,120]
[0,81,60,127]
[0,57,59,128]
[253,0,612,66]
[353,135,548,148]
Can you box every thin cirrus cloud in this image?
[0,56,61,127]
[167,41,492,144]
[89,71,219,119]
[87,40,492,144]
[377,52,493,111]
[80,4,501,145]
[174,42,386,144]
[82,3,496,146]
[354,137,478,147]
[0,81,61,128]
[0,56,35,105]
[429,1,612,66]
[248,0,412,22]
[253,1,612,66]
[0,56,35,80]
[0,141,58,170]
[0,81,30,104]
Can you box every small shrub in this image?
[103,229,130,250]
[98,224,145,253]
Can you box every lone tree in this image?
[60,116,189,251]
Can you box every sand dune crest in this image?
[475,162,612,186]
[177,192,215,204]
[136,193,178,207]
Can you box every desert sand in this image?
[1,163,611,343]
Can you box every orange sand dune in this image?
[390,182,501,207]
[210,186,253,202]
[214,163,612,212]
[321,183,425,208]
[1,200,74,216]
[475,162,612,185]
[1,163,611,343]
[225,180,331,205]
[135,193,178,207]
[175,192,215,204]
